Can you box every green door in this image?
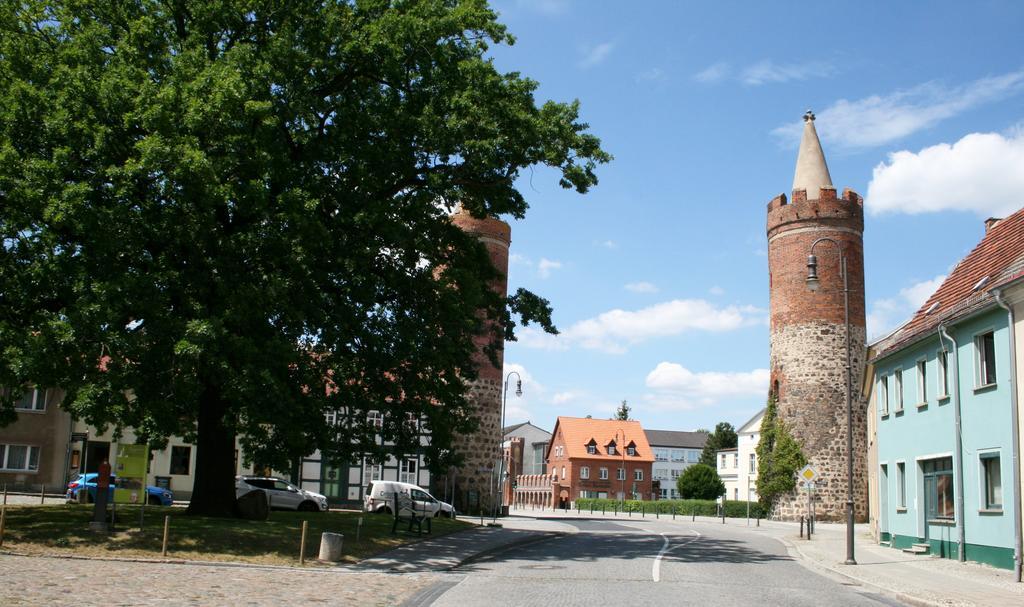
[321,464,348,504]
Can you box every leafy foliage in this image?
[0,0,609,515]
[612,399,630,421]
[698,421,738,467]
[756,393,806,509]
[574,497,768,518]
[675,463,725,500]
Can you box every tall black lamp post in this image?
[805,237,856,566]
[494,371,522,520]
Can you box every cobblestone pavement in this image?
[0,554,436,606]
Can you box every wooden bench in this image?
[391,492,432,535]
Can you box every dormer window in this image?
[606,441,617,456]
[586,439,597,455]
[627,445,636,456]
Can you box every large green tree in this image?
[0,0,609,516]
[698,421,737,467]
[676,463,725,500]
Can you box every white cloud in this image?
[537,257,562,279]
[596,239,618,249]
[515,0,569,15]
[641,363,770,411]
[694,62,730,83]
[636,67,667,83]
[624,281,659,294]
[866,275,946,340]
[709,286,725,296]
[740,60,835,86]
[772,70,1024,148]
[579,42,614,68]
[517,299,766,354]
[551,391,582,405]
[866,129,1024,217]
[509,253,531,266]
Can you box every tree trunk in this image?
[186,383,238,517]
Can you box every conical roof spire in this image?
[792,110,832,196]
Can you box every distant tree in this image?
[613,400,631,421]
[756,393,806,509]
[676,464,725,500]
[699,422,738,467]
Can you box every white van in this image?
[364,480,455,517]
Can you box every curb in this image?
[776,536,945,607]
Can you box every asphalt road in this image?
[409,518,906,607]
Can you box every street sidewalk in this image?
[507,505,1024,607]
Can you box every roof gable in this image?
[550,417,654,462]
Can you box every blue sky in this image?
[486,1,1024,433]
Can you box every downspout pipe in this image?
[938,323,966,562]
[993,289,1023,582]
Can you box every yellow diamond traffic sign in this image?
[798,465,818,482]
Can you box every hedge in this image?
[573,497,768,519]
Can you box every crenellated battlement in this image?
[766,187,863,239]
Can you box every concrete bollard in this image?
[161,515,170,556]
[318,532,344,562]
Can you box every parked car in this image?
[65,473,174,506]
[235,476,329,512]
[363,480,456,518]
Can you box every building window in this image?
[607,443,617,456]
[749,453,756,474]
[367,410,383,428]
[169,446,191,475]
[687,451,699,463]
[896,462,906,508]
[13,388,46,412]
[670,469,681,480]
[975,331,997,387]
[599,467,608,480]
[916,359,927,405]
[671,450,685,462]
[0,444,40,471]
[734,488,739,500]
[719,453,726,468]
[893,368,904,412]
[634,469,643,481]
[362,461,381,487]
[733,454,738,468]
[654,448,669,461]
[587,444,596,455]
[937,350,950,397]
[879,375,889,416]
[922,457,954,520]
[580,466,590,480]
[617,467,625,481]
[400,459,418,484]
[627,445,636,456]
[981,453,1002,510]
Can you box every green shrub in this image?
[573,497,767,519]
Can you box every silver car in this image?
[235,476,329,512]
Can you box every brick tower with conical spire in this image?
[766,111,868,521]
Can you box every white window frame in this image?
[599,467,608,480]
[879,374,890,416]
[937,349,950,399]
[916,358,928,407]
[586,443,596,455]
[580,466,590,480]
[979,450,1002,511]
[893,368,904,412]
[633,469,643,481]
[13,388,46,412]
[362,461,382,487]
[749,453,756,474]
[607,443,617,456]
[367,410,383,429]
[0,444,40,472]
[400,458,418,484]
[974,330,997,389]
[617,467,625,481]
[626,445,636,456]
[895,460,907,510]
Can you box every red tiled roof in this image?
[874,207,1024,358]
[549,417,654,462]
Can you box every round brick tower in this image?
[446,210,510,514]
[766,111,868,521]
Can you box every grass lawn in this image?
[0,503,471,566]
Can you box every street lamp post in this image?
[615,429,626,503]
[805,237,857,566]
[494,371,522,521]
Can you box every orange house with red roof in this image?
[546,417,655,506]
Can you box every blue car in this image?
[66,473,174,506]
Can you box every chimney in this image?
[985,217,1003,232]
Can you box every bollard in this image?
[800,516,804,538]
[577,502,580,515]
[0,503,5,547]
[40,484,45,505]
[299,520,309,564]
[318,532,344,562]
[161,515,170,556]
[602,504,605,515]
[691,505,695,522]
[757,516,760,527]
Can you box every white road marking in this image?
[652,530,701,583]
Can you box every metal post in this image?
[495,371,521,522]
[0,503,5,547]
[842,255,855,564]
[40,484,45,505]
